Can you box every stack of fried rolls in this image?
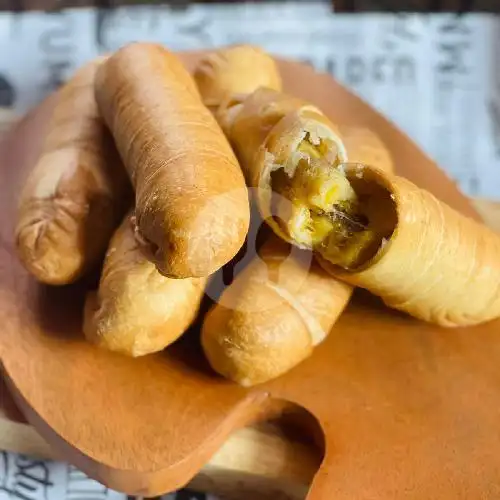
[14,43,500,384]
[16,43,251,357]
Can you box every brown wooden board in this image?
[1,53,500,500]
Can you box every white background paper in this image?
[0,451,218,499]
[0,3,499,198]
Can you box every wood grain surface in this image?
[1,53,500,500]
[0,192,499,500]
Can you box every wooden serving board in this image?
[0,191,499,500]
[0,385,320,499]
[2,53,500,500]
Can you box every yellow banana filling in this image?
[271,136,388,269]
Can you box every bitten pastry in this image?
[218,87,346,175]
[194,45,282,111]
[95,43,250,278]
[84,212,207,357]
[15,58,131,285]
[217,88,395,253]
[309,163,500,327]
[202,235,352,386]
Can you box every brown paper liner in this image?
[95,43,249,279]
[15,57,131,285]
[84,212,207,357]
[201,235,353,386]
[194,45,282,110]
[321,164,500,327]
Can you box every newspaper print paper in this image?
[0,3,499,197]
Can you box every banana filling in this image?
[270,134,395,270]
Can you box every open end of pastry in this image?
[270,156,397,270]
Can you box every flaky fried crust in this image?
[95,43,250,278]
